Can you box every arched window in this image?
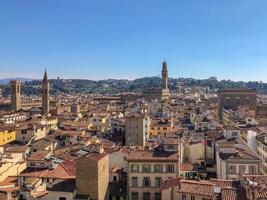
[225,97,230,106]
[235,97,240,105]
[154,164,163,172]
[142,164,151,172]
[131,164,139,172]
[245,97,250,105]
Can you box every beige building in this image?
[76,150,109,200]
[125,112,150,147]
[16,123,50,144]
[216,138,261,179]
[256,133,267,174]
[88,113,110,133]
[0,148,26,182]
[127,144,179,200]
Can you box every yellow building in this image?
[0,129,16,146]
[150,117,174,136]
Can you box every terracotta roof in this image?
[161,178,182,190]
[178,180,214,197]
[128,149,179,162]
[28,150,51,161]
[48,179,75,192]
[86,152,108,161]
[180,163,198,171]
[18,162,75,179]
[161,178,240,200]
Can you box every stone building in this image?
[76,149,109,200]
[42,70,50,115]
[10,80,21,111]
[218,88,257,117]
[143,61,170,102]
[125,112,150,147]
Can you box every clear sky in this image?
[1,0,267,81]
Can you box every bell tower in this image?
[42,70,49,115]
[10,80,21,111]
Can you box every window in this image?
[59,197,66,200]
[143,164,151,172]
[131,192,138,200]
[166,165,175,173]
[249,165,257,174]
[155,192,161,200]
[239,165,246,175]
[235,97,240,105]
[132,177,138,187]
[228,165,236,174]
[191,196,195,200]
[225,97,230,106]
[182,194,186,200]
[155,177,162,187]
[154,164,162,172]
[232,131,239,137]
[131,164,139,172]
[143,192,150,200]
[143,177,151,187]
[245,97,250,105]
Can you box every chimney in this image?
[214,187,222,200]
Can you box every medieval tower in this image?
[161,60,168,90]
[10,80,21,111]
[42,70,50,115]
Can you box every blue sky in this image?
[1,0,267,81]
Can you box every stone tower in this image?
[42,70,49,115]
[161,60,168,90]
[10,80,21,111]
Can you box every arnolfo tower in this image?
[161,60,168,90]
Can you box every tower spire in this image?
[43,68,48,83]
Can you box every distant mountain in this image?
[0,78,34,85]
[1,76,267,95]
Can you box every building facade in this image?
[218,88,257,117]
[76,151,109,200]
[256,133,267,175]
[125,112,150,147]
[127,146,179,200]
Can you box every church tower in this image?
[10,80,21,111]
[161,60,168,90]
[42,70,49,115]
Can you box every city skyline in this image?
[1,1,267,81]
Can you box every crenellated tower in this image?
[161,60,168,90]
